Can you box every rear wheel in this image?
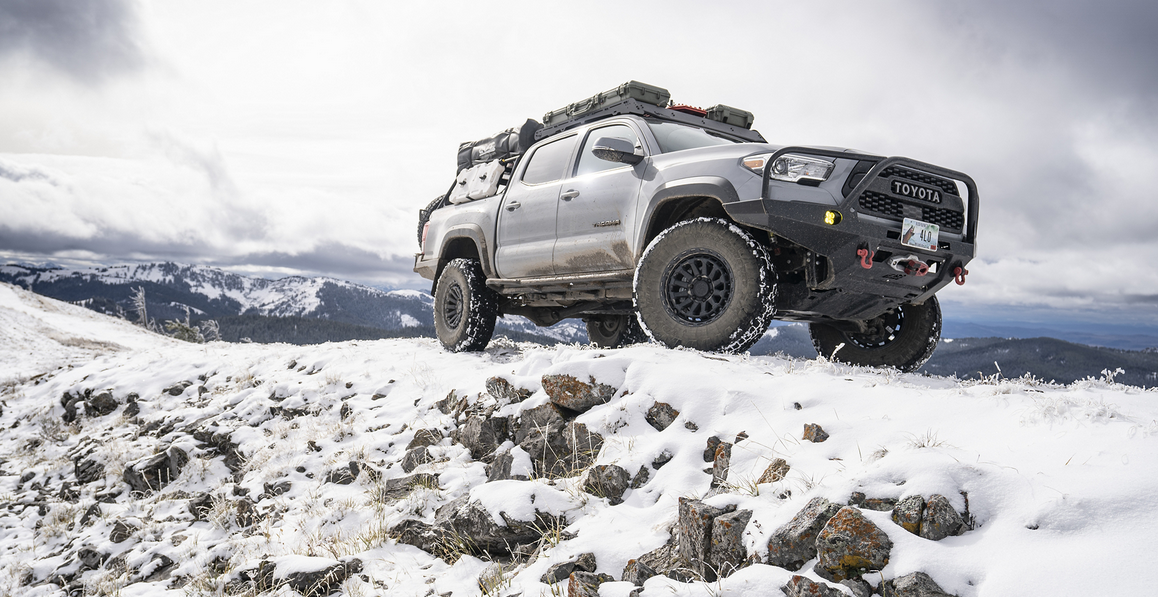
[634,218,777,353]
[585,314,647,348]
[434,258,497,352]
[808,296,941,372]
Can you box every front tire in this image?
[434,258,498,352]
[808,296,941,372]
[585,314,647,348]
[634,218,777,353]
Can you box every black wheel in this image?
[434,258,498,352]
[634,218,777,353]
[585,314,647,348]
[808,296,941,372]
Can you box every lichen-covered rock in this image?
[541,553,597,584]
[123,446,188,493]
[703,436,722,462]
[621,558,658,586]
[758,458,791,484]
[677,497,736,581]
[802,423,829,443]
[583,464,631,505]
[892,495,925,534]
[407,428,444,450]
[541,374,617,413]
[919,494,965,541]
[711,441,732,489]
[568,571,613,597]
[880,571,955,597]
[455,415,508,460]
[400,446,433,473]
[766,497,843,570]
[435,390,466,415]
[840,578,874,597]
[645,402,680,431]
[389,519,447,555]
[815,507,892,582]
[850,492,897,512]
[486,376,532,403]
[708,508,752,578]
[781,575,845,597]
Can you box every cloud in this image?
[0,0,144,83]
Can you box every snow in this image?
[1,282,1157,596]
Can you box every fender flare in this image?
[435,224,496,282]
[638,176,742,249]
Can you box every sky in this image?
[1,0,1156,329]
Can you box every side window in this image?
[575,124,639,177]
[520,135,578,185]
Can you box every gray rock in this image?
[455,416,508,460]
[766,497,843,571]
[123,446,188,494]
[407,428,444,450]
[703,436,722,462]
[568,571,613,597]
[892,495,925,535]
[708,509,752,578]
[164,381,194,396]
[80,503,101,526]
[567,420,604,470]
[630,466,650,489]
[326,461,361,484]
[637,538,679,576]
[486,376,532,403]
[711,441,732,489]
[234,496,259,527]
[74,456,104,485]
[652,450,674,469]
[677,497,736,581]
[802,423,829,443]
[515,403,571,477]
[621,558,658,586]
[281,558,363,597]
[434,496,563,556]
[77,547,107,571]
[757,458,791,484]
[189,493,213,521]
[880,571,955,597]
[840,578,874,597]
[540,553,597,584]
[109,520,137,543]
[645,402,680,431]
[378,473,439,500]
[815,507,892,582]
[850,492,897,511]
[541,374,617,413]
[583,464,631,505]
[434,390,465,415]
[919,494,965,541]
[400,446,433,473]
[781,575,844,597]
[487,451,529,482]
[85,392,118,417]
[389,519,447,555]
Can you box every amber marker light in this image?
[824,210,842,225]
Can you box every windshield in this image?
[646,121,737,153]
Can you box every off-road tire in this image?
[434,258,498,352]
[585,313,647,348]
[417,195,445,247]
[809,296,941,372]
[634,218,777,353]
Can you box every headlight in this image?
[742,153,835,184]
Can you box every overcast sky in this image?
[1,0,1156,328]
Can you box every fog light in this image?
[824,210,842,225]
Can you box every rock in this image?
[892,495,925,534]
[840,578,875,597]
[850,492,896,511]
[815,507,892,582]
[541,553,597,584]
[434,390,466,415]
[389,519,447,555]
[378,473,440,500]
[703,436,722,462]
[434,496,563,556]
[621,559,657,586]
[263,480,292,498]
[630,466,650,489]
[566,421,604,470]
[781,575,844,597]
[281,558,363,597]
[515,403,571,477]
[326,462,361,485]
[645,402,680,431]
[189,493,214,521]
[400,446,433,473]
[766,497,844,571]
[60,391,85,423]
[123,446,188,493]
[164,381,194,396]
[919,494,965,541]
[79,503,101,526]
[109,520,137,543]
[880,571,955,597]
[541,374,617,413]
[568,571,613,597]
[757,458,791,484]
[85,392,118,417]
[637,537,679,577]
[711,441,732,489]
[77,547,107,571]
[677,497,736,581]
[407,428,444,450]
[486,376,532,403]
[708,509,752,578]
[583,464,631,505]
[802,423,829,443]
[234,496,260,527]
[74,456,105,485]
[652,450,673,469]
[455,416,509,460]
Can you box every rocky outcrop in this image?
[782,575,845,597]
[766,497,843,570]
[758,458,791,484]
[645,402,679,431]
[583,464,631,505]
[815,507,892,582]
[880,571,956,597]
[123,446,189,494]
[541,374,617,413]
[708,508,752,578]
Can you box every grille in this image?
[858,191,964,233]
[880,166,958,196]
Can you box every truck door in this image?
[494,133,579,279]
[552,123,646,275]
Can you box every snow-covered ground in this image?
[2,281,1156,596]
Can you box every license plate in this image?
[901,218,939,251]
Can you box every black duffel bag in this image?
[456,119,542,173]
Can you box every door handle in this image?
[560,189,580,201]
[505,201,522,211]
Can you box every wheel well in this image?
[433,237,482,294]
[644,196,732,248]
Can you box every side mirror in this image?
[592,137,643,165]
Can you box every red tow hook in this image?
[953,266,969,285]
[857,248,874,270]
[904,260,929,277]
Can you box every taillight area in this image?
[420,222,430,254]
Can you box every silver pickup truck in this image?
[414,83,978,371]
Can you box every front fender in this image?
[638,176,742,249]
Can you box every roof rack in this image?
[532,99,766,144]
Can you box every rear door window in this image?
[521,135,578,185]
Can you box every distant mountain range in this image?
[3,262,1155,387]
